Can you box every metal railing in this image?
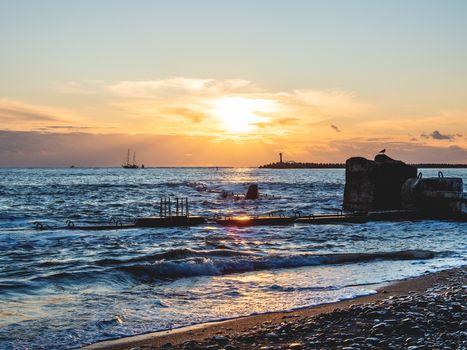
[159,197,189,218]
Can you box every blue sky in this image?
[2,0,466,95]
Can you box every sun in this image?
[212,97,274,133]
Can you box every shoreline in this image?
[83,266,466,350]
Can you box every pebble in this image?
[265,332,278,339]
[224,346,237,350]
[212,336,228,343]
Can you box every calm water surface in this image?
[0,168,466,349]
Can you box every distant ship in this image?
[122,149,139,169]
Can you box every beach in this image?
[84,266,466,350]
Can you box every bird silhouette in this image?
[379,149,386,154]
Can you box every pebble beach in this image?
[84,267,467,350]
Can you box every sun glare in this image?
[212,97,274,133]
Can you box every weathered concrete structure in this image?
[33,159,466,232]
[343,154,417,211]
[401,173,466,214]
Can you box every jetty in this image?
[259,153,467,169]
[32,154,466,231]
[218,151,467,226]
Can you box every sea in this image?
[0,168,465,349]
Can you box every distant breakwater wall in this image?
[259,162,467,169]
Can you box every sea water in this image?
[0,168,465,349]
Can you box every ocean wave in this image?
[268,284,341,292]
[95,248,260,266]
[5,248,383,294]
[186,181,209,192]
[118,249,436,280]
[0,281,31,291]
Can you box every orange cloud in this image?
[1,131,465,167]
[2,77,466,166]
[89,78,370,136]
[0,99,63,123]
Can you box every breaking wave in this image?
[118,249,436,280]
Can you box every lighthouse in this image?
[279,153,283,163]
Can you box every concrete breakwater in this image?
[31,155,467,231]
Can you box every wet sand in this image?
[83,267,466,350]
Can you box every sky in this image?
[0,0,466,166]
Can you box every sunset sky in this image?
[1,0,466,166]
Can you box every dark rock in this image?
[245,184,259,200]
[343,155,417,211]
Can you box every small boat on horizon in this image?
[122,149,139,169]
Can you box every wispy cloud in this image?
[0,99,62,122]
[49,80,106,95]
[33,125,95,132]
[0,99,106,133]
[107,78,252,98]
[284,89,372,117]
[96,78,371,135]
[160,107,208,123]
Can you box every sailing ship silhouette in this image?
[122,149,139,169]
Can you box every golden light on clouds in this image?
[0,77,466,165]
[211,97,276,133]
